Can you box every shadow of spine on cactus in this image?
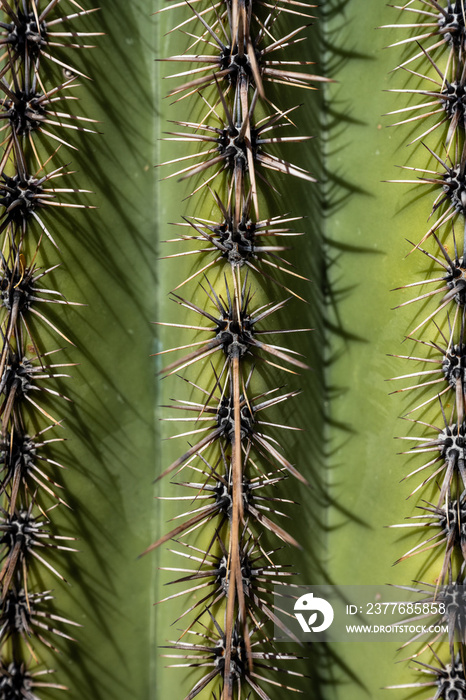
[0,0,101,695]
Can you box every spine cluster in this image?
[0,1,98,695]
[385,0,466,695]
[150,0,326,697]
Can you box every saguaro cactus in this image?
[0,2,157,699]
[151,0,327,692]
[0,1,462,700]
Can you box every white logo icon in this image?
[294,593,334,633]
